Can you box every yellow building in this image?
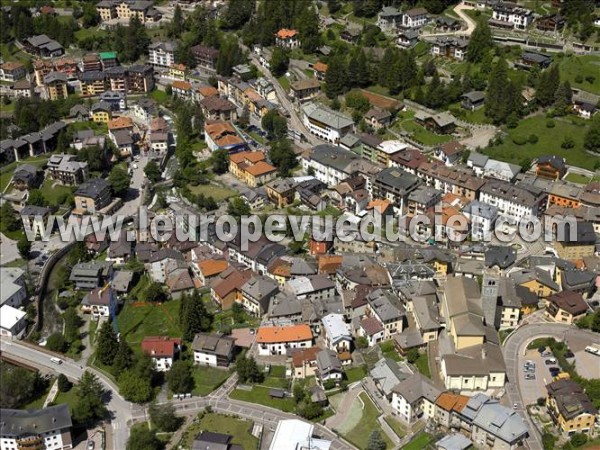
[43,72,68,100]
[169,63,187,80]
[229,151,277,188]
[442,277,485,351]
[91,102,112,123]
[546,379,597,436]
[513,268,560,298]
[545,291,588,324]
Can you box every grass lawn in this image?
[212,308,260,333]
[342,393,393,450]
[3,258,25,268]
[248,131,265,145]
[0,156,49,192]
[415,354,431,378]
[192,366,230,396]
[0,42,32,66]
[89,318,98,346]
[116,298,182,352]
[278,75,290,91]
[188,183,237,202]
[484,115,595,170]
[558,54,600,95]
[344,366,366,383]
[380,341,402,362]
[52,387,79,412]
[230,385,296,412]
[456,105,493,125]
[181,413,258,450]
[22,382,53,410]
[399,120,453,146]
[74,27,108,42]
[403,432,433,450]
[564,173,592,184]
[384,415,407,438]
[41,179,73,207]
[149,89,171,106]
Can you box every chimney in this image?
[482,347,487,359]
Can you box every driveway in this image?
[0,233,19,265]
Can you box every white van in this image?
[50,357,63,364]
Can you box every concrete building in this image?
[141,336,182,372]
[256,324,313,356]
[192,333,236,367]
[321,313,352,352]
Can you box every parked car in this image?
[564,351,574,358]
[525,373,536,380]
[542,351,553,357]
[545,358,557,365]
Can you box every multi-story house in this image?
[82,53,102,72]
[43,72,68,100]
[377,6,403,32]
[275,29,300,48]
[371,167,422,215]
[127,64,154,93]
[47,154,88,186]
[417,162,485,201]
[141,336,182,372]
[105,66,128,92]
[81,286,116,318]
[74,178,112,215]
[545,290,589,324]
[365,289,406,339]
[53,57,79,80]
[479,179,547,223]
[148,41,178,68]
[401,7,429,28]
[256,324,313,356]
[391,373,441,424]
[321,313,352,353]
[290,79,321,101]
[240,275,279,316]
[265,178,296,208]
[191,45,219,73]
[406,185,442,217]
[204,121,248,153]
[200,96,238,121]
[462,200,498,241]
[100,90,127,111]
[546,379,597,436]
[553,221,596,260]
[99,51,118,70]
[0,404,73,450]
[23,34,64,57]
[535,155,567,180]
[287,275,336,303]
[91,101,112,123]
[490,2,533,29]
[192,333,236,367]
[80,71,106,96]
[229,151,277,188]
[0,61,26,82]
[302,103,354,143]
[96,0,161,23]
[0,267,27,309]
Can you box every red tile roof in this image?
[141,336,182,358]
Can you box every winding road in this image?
[0,338,356,450]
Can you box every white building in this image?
[366,289,406,339]
[0,305,27,338]
[141,336,182,372]
[287,275,336,302]
[479,179,546,223]
[148,41,178,68]
[0,404,73,450]
[441,343,507,391]
[391,372,441,424]
[256,324,313,356]
[491,3,533,29]
[268,419,331,450]
[402,7,429,28]
[192,332,235,367]
[302,103,354,143]
[321,313,352,352]
[462,201,498,241]
[0,267,27,308]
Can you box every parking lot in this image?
[565,332,600,380]
[519,349,560,406]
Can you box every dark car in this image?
[564,351,575,358]
[545,359,557,365]
[538,346,546,354]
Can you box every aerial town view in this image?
[0,0,600,449]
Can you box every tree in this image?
[584,115,600,153]
[17,237,31,260]
[0,202,20,232]
[149,402,182,432]
[536,64,560,107]
[325,54,348,99]
[235,355,264,383]
[356,336,369,349]
[570,433,588,448]
[46,333,67,352]
[57,374,72,392]
[297,400,323,419]
[406,348,420,364]
[211,149,229,174]
[119,369,153,403]
[232,302,245,323]
[168,4,183,38]
[73,372,107,425]
[269,138,296,177]
[0,363,48,408]
[542,432,556,450]
[228,197,251,218]
[95,321,118,366]
[553,80,572,115]
[144,160,162,183]
[367,430,386,450]
[262,110,288,140]
[222,0,255,29]
[126,426,162,450]
[108,166,131,198]
[467,19,493,63]
[293,383,306,404]
[180,290,213,341]
[167,360,194,394]
[327,0,341,14]
[296,5,320,53]
[113,339,134,373]
[145,282,168,303]
[485,58,520,124]
[270,47,290,77]
[27,189,48,207]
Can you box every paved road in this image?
[0,339,135,450]
[502,323,600,450]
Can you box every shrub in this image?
[323,379,337,390]
[575,74,584,83]
[528,134,539,144]
[546,119,555,128]
[57,374,72,392]
[585,75,595,84]
[512,136,528,145]
[561,136,575,149]
[570,433,588,448]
